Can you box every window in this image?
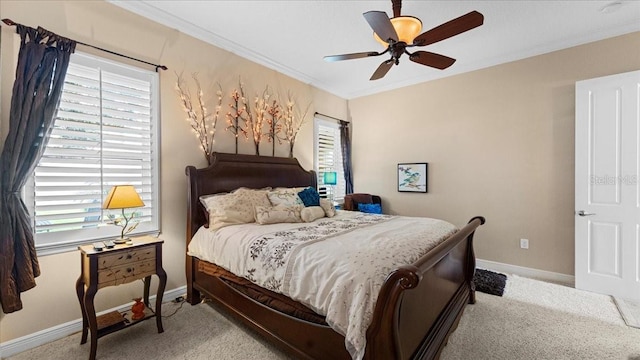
[314,118,345,203]
[24,52,160,254]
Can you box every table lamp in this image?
[102,185,145,243]
[323,171,337,202]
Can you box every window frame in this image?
[23,52,161,256]
[313,117,346,203]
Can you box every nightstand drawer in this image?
[98,246,155,269]
[97,260,156,288]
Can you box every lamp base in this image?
[114,237,130,244]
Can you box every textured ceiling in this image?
[111,0,640,99]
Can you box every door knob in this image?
[577,210,596,216]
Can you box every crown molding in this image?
[107,1,344,96]
[109,1,640,100]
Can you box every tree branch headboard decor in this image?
[176,75,312,164]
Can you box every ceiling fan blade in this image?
[370,60,394,80]
[324,51,381,62]
[409,51,456,69]
[363,11,398,44]
[413,10,484,46]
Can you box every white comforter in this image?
[188,211,457,359]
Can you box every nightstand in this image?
[75,236,167,360]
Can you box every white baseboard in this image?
[0,286,187,359]
[476,259,575,286]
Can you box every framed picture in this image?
[398,163,428,193]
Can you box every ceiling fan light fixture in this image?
[325,2,484,81]
[373,16,422,46]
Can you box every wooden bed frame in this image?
[185,152,485,360]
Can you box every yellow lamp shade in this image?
[373,16,422,46]
[103,185,145,209]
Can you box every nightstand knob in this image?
[126,254,133,259]
[126,268,133,273]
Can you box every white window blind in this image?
[314,118,345,203]
[26,52,160,252]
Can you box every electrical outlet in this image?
[520,238,529,249]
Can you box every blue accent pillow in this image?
[297,187,320,207]
[358,203,382,214]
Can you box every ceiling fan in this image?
[324,0,484,80]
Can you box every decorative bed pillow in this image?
[199,193,227,228]
[297,187,320,207]
[255,205,303,225]
[319,198,336,217]
[301,206,325,222]
[267,188,305,207]
[357,203,382,214]
[201,192,251,230]
[233,187,271,217]
[200,188,271,230]
[199,192,227,207]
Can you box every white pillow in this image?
[200,188,271,230]
[301,206,325,222]
[255,205,303,225]
[199,192,227,208]
[319,198,336,218]
[267,188,305,207]
[200,192,249,230]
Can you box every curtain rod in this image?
[2,18,168,72]
[314,112,349,123]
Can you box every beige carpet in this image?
[440,275,640,360]
[7,275,640,360]
[614,297,640,329]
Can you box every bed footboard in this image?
[365,216,485,360]
[186,216,484,360]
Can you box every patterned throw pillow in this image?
[267,188,305,207]
[357,203,382,214]
[297,187,320,207]
[301,206,325,222]
[234,188,271,218]
[319,198,336,217]
[255,205,303,224]
[200,188,271,230]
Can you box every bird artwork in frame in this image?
[398,163,428,193]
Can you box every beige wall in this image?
[348,32,640,276]
[2,0,639,347]
[0,0,347,342]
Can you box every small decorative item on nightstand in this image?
[131,297,145,320]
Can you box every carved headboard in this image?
[185,152,317,241]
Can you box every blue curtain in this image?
[339,120,354,194]
[0,25,75,313]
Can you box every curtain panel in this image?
[339,120,354,194]
[0,25,76,313]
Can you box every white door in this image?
[575,70,640,301]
